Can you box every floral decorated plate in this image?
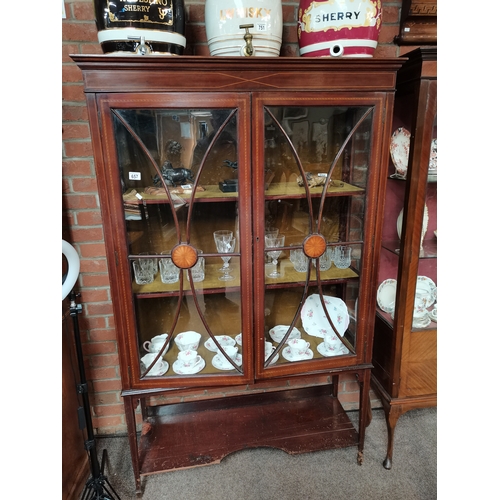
[390,127,411,178]
[317,342,349,357]
[211,353,243,371]
[282,347,314,362]
[377,279,397,313]
[300,294,349,338]
[204,335,236,352]
[172,358,205,375]
[143,360,169,377]
[235,333,242,345]
[428,138,437,173]
[269,325,301,343]
[416,276,437,307]
[397,205,429,245]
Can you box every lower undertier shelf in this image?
[138,385,359,475]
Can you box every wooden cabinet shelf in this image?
[139,385,358,474]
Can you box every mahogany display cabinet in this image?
[72,55,404,496]
[372,48,437,469]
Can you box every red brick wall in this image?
[62,0,421,435]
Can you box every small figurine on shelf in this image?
[153,163,195,187]
[297,172,333,188]
[153,140,195,187]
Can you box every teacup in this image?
[140,353,166,375]
[265,341,275,359]
[174,331,201,351]
[287,338,310,358]
[430,303,437,321]
[143,333,170,355]
[177,349,203,369]
[217,345,238,366]
[324,333,342,352]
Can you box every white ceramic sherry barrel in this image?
[205,0,282,57]
[297,0,382,57]
[94,0,186,55]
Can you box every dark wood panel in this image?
[139,386,358,474]
[72,55,403,93]
[62,309,89,500]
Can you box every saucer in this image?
[269,325,301,343]
[377,279,397,313]
[204,335,235,352]
[282,347,314,362]
[212,353,243,371]
[144,361,169,377]
[265,350,279,365]
[412,315,431,329]
[416,276,437,307]
[235,333,242,345]
[172,358,205,375]
[317,342,349,357]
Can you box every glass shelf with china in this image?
[376,112,437,331]
[254,104,374,371]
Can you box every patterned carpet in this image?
[92,407,437,500]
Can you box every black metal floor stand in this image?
[69,291,121,500]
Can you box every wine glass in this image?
[214,231,236,281]
[264,228,278,263]
[265,234,285,278]
[213,230,233,270]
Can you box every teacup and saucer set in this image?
[283,338,313,362]
[317,333,349,357]
[212,345,242,370]
[140,353,169,377]
[172,349,205,375]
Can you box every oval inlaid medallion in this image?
[171,244,198,269]
[303,234,326,258]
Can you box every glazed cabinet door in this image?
[374,56,437,398]
[95,93,254,389]
[251,93,388,378]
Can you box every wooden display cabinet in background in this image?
[72,55,404,496]
[371,48,437,469]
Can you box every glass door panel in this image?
[258,104,374,370]
[412,115,438,331]
[111,106,246,380]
